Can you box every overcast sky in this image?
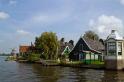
[0,0,124,53]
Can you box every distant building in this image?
[105,30,124,70]
[19,45,31,55]
[11,48,17,57]
[69,36,105,62]
[59,39,74,57]
[19,43,41,55]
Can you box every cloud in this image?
[9,0,17,5]
[16,29,36,40]
[17,29,31,36]
[89,14,124,38]
[20,12,71,30]
[32,12,70,24]
[120,0,124,5]
[0,11,9,20]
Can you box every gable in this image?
[62,46,71,55]
[72,38,90,52]
[106,38,116,42]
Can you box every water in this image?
[0,56,124,82]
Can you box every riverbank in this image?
[17,59,105,70]
[5,56,17,61]
[59,63,105,70]
[2,56,124,82]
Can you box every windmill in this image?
[10,48,17,57]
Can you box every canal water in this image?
[0,56,124,82]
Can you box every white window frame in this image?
[118,42,122,55]
[108,42,116,55]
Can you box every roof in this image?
[107,30,123,40]
[19,46,31,53]
[70,36,105,54]
[83,37,105,52]
[59,42,74,54]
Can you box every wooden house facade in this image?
[69,36,105,62]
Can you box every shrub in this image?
[27,53,41,62]
[5,56,16,61]
[17,56,26,60]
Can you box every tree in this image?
[83,30,99,40]
[35,32,59,60]
[34,37,42,53]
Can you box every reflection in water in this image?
[1,56,124,82]
[102,70,124,82]
[32,65,62,82]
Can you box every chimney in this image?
[111,30,116,33]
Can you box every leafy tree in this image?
[34,37,43,53]
[83,30,99,40]
[35,32,59,60]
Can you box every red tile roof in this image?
[19,46,30,53]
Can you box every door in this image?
[79,53,85,61]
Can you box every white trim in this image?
[61,46,71,55]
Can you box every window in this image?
[108,42,116,55]
[108,42,116,50]
[118,42,122,55]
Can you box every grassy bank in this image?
[5,56,17,61]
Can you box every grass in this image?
[59,60,105,69]
[5,56,16,61]
[44,60,59,64]
[81,60,104,65]
[60,59,104,65]
[59,61,83,67]
[66,61,83,64]
[18,53,41,63]
[91,60,104,65]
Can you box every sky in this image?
[0,0,124,53]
